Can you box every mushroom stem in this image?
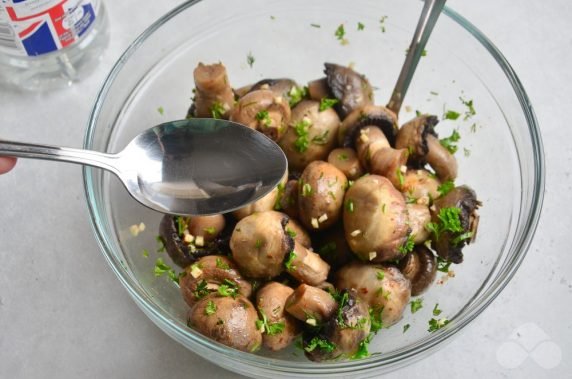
[307,78,330,101]
[426,135,458,181]
[369,148,409,189]
[286,242,330,286]
[285,284,337,324]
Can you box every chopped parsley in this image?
[398,234,415,255]
[357,22,365,31]
[379,15,388,33]
[210,101,226,119]
[255,110,272,127]
[217,279,239,298]
[204,226,216,235]
[288,86,307,107]
[256,309,285,335]
[369,307,384,333]
[215,258,230,270]
[312,130,330,145]
[376,270,385,280]
[142,249,149,258]
[459,97,476,120]
[310,23,321,28]
[205,300,217,316]
[396,167,405,187]
[286,228,297,238]
[154,258,180,283]
[193,280,209,300]
[302,182,313,197]
[403,324,411,333]
[336,291,350,326]
[443,110,461,120]
[284,251,297,271]
[433,303,442,316]
[345,198,355,213]
[439,129,461,154]
[351,334,372,359]
[436,256,452,273]
[410,298,423,313]
[246,52,255,68]
[425,206,464,241]
[437,180,455,197]
[255,239,263,249]
[430,91,439,96]
[337,152,349,161]
[318,242,337,258]
[155,236,166,253]
[319,97,339,111]
[334,24,348,45]
[428,317,450,332]
[157,106,164,115]
[305,336,336,353]
[452,231,474,245]
[293,118,312,153]
[464,147,471,157]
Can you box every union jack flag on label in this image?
[0,0,99,56]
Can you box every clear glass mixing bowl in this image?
[83,0,544,377]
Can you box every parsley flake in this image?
[428,317,450,332]
[437,180,455,197]
[444,110,461,120]
[319,97,339,111]
[246,52,255,68]
[410,298,423,313]
[284,251,297,271]
[293,118,312,153]
[433,303,442,316]
[210,101,225,119]
[403,324,411,333]
[215,258,230,270]
[205,300,217,316]
[440,129,461,154]
[255,110,272,127]
[357,22,365,31]
[305,336,336,353]
[256,309,285,336]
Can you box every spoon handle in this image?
[0,140,119,174]
[387,0,447,115]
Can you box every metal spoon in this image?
[0,119,287,215]
[387,0,447,115]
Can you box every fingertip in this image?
[0,157,17,174]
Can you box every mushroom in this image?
[189,62,235,119]
[335,262,411,326]
[401,169,441,205]
[397,245,437,296]
[275,179,299,219]
[343,175,409,262]
[284,218,312,248]
[298,161,348,231]
[395,115,458,181]
[278,100,340,172]
[188,295,262,352]
[285,284,338,324]
[233,169,288,220]
[229,89,291,141]
[159,214,232,268]
[406,203,431,244]
[179,255,252,307]
[313,222,354,270]
[429,186,480,264]
[284,241,330,286]
[230,211,292,279]
[323,63,374,118]
[248,78,298,99]
[307,77,330,101]
[256,282,301,351]
[337,105,399,148]
[327,148,364,180]
[303,289,371,361]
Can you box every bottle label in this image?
[0,0,99,57]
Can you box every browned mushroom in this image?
[190,62,235,119]
[278,100,340,172]
[324,63,374,118]
[284,241,330,286]
[327,147,364,180]
[183,215,226,244]
[401,169,441,205]
[188,295,262,352]
[335,262,411,326]
[230,89,291,141]
[179,255,252,307]
[395,115,458,181]
[256,282,301,351]
[284,218,312,248]
[429,186,480,264]
[406,203,431,244]
[248,78,298,99]
[343,175,409,262]
[298,161,347,231]
[230,211,293,278]
[338,105,399,148]
[285,284,338,324]
[303,289,371,361]
[275,179,299,219]
[307,78,330,101]
[397,245,437,296]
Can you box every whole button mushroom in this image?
[230,211,293,279]
[179,255,252,308]
[397,245,437,296]
[406,203,431,244]
[188,295,262,352]
[323,63,374,118]
[327,147,364,180]
[401,169,441,205]
[256,282,301,351]
[298,161,348,231]
[395,115,458,181]
[278,100,340,172]
[189,62,235,119]
[429,186,481,264]
[230,89,291,141]
[343,175,409,262]
[335,262,411,327]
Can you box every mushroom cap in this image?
[338,105,399,148]
[395,114,439,159]
[406,203,431,244]
[397,245,437,296]
[343,175,409,262]
[230,211,293,278]
[327,147,364,180]
[335,262,411,326]
[278,100,340,172]
[248,78,299,100]
[324,63,374,118]
[401,169,441,206]
[186,214,226,243]
[188,295,262,352]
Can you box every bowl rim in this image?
[82,0,545,374]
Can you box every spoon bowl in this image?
[0,118,287,215]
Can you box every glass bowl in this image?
[83,0,544,377]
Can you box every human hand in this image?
[0,157,17,174]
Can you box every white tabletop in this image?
[1,0,570,378]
